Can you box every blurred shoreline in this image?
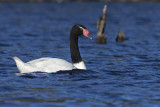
[0,0,159,2]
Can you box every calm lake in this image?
[0,2,160,107]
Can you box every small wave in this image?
[0,43,11,47]
[24,33,38,37]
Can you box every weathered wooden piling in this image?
[116,30,128,42]
[96,5,107,44]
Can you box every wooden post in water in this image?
[116,30,128,42]
[96,5,107,44]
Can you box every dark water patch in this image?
[0,51,5,54]
[16,73,37,79]
[105,70,135,76]
[24,33,39,37]
[0,43,12,47]
[135,17,152,25]
[10,97,44,102]
[15,72,55,79]
[0,86,17,92]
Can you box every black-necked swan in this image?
[13,24,92,73]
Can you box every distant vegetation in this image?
[0,0,159,2]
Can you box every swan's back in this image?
[27,57,75,72]
[14,57,75,73]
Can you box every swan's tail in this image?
[13,57,26,73]
[13,57,42,73]
[13,57,23,64]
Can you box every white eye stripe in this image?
[78,25,84,30]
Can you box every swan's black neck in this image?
[70,26,83,64]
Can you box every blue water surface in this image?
[0,2,160,107]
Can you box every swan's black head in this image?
[71,24,92,39]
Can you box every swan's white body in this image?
[13,57,86,73]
